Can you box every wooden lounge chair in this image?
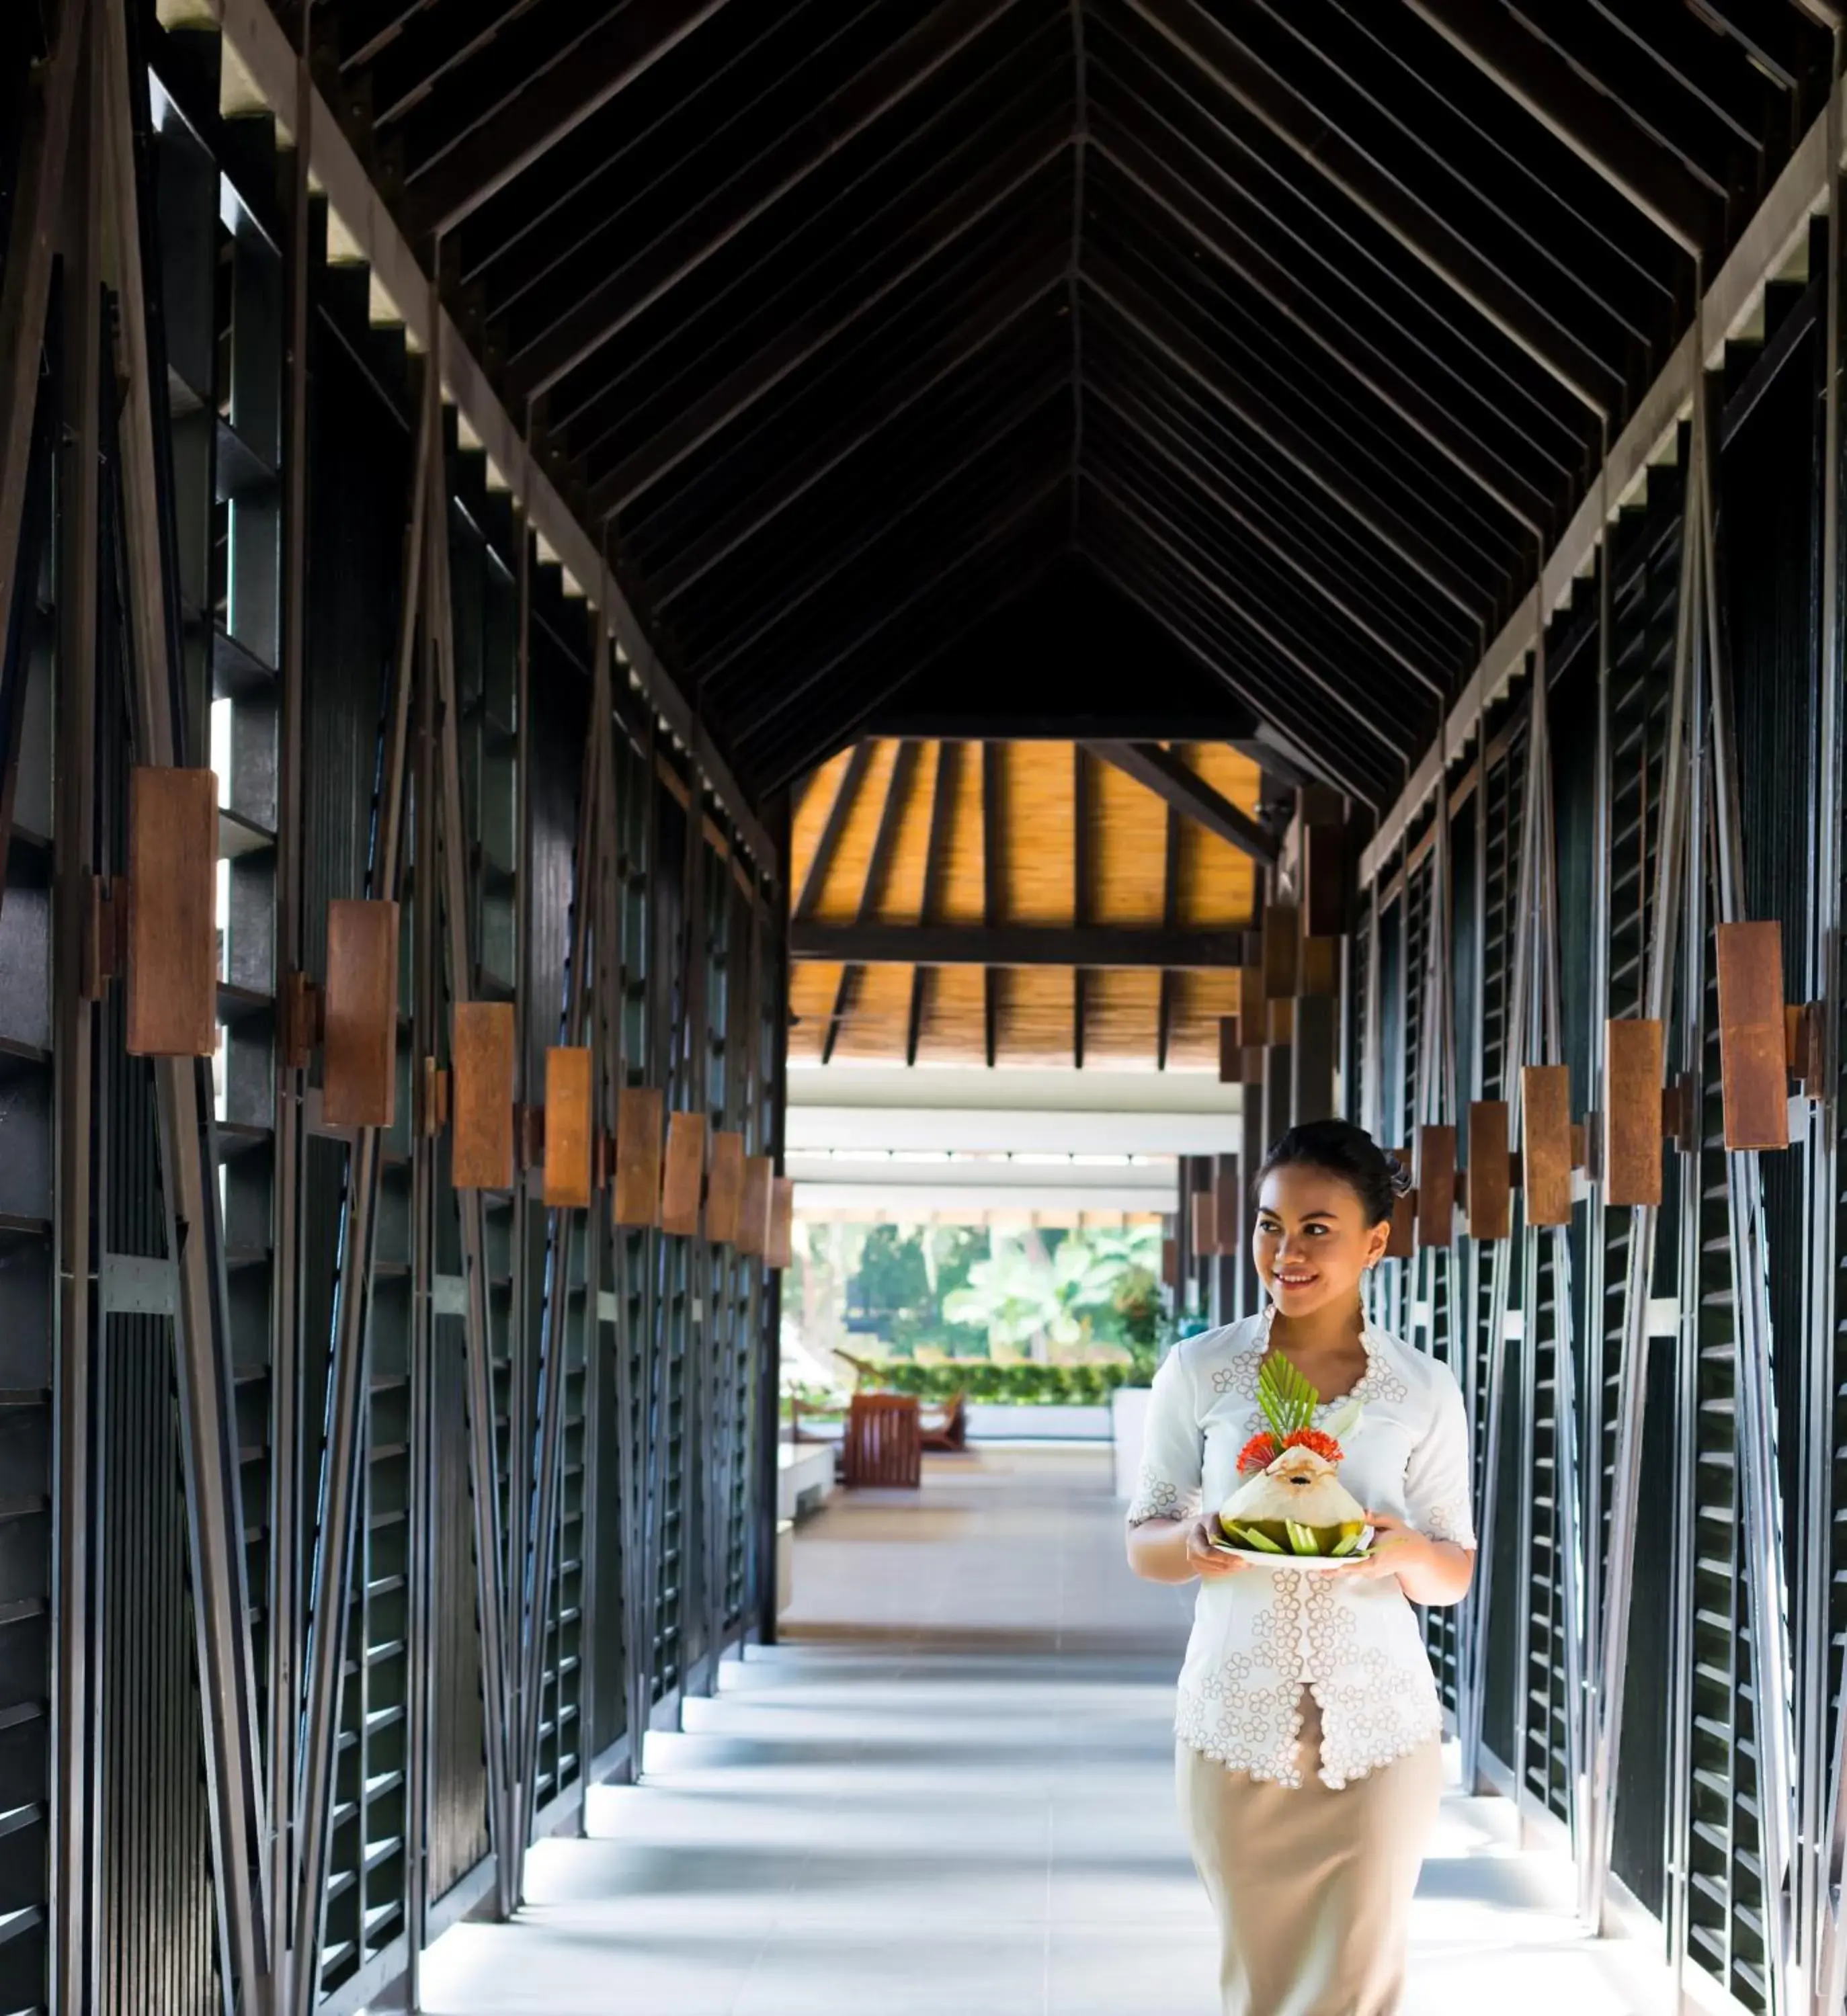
[917,1393,967,1452]
[842,1392,921,1488]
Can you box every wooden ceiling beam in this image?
[907,741,962,1065]
[1085,739,1278,868]
[1073,744,1091,1069]
[755,540,1069,797]
[793,742,874,922]
[1086,121,1552,533]
[983,741,1004,1067]
[1396,0,1713,255]
[589,120,1071,515]
[1117,0,1623,415]
[1080,464,1424,756]
[1156,802,1180,1070]
[792,923,1252,968]
[653,251,1066,607]
[503,0,1030,401]
[1074,544,1384,808]
[1083,263,1483,616]
[821,740,921,1064]
[401,0,736,239]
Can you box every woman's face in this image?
[1252,1163,1390,1322]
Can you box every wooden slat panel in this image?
[706,1131,745,1244]
[1715,921,1789,1150]
[1466,1099,1512,1239]
[739,1155,774,1256]
[661,1111,708,1236]
[323,898,400,1128]
[542,1046,593,1208]
[1604,1019,1665,1208]
[452,1002,516,1190]
[1520,1068,1573,1227]
[1190,1188,1218,1256]
[767,1177,795,1270]
[1415,1124,1456,1249]
[1161,1236,1179,1289]
[614,1085,665,1228]
[126,766,217,1056]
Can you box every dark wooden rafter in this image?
[1084,122,1552,534]
[1155,798,1180,1069]
[401,0,739,239]
[1086,734,1277,865]
[1074,544,1385,806]
[737,470,1069,749]
[905,739,961,1064]
[821,740,919,1063]
[1081,262,1483,616]
[1119,0,1623,415]
[504,0,1030,401]
[982,738,1003,1068]
[794,921,1251,967]
[698,383,1068,687]
[652,253,1066,606]
[589,120,1072,515]
[1080,368,1450,689]
[1080,466,1426,752]
[793,739,874,921]
[1395,0,1713,254]
[758,541,1069,800]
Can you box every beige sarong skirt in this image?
[1176,1689,1443,2016]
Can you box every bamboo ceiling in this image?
[788,739,1261,1068]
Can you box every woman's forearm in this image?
[1397,1541,1473,1607]
[1126,1517,1197,1585]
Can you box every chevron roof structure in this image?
[302,0,1836,807]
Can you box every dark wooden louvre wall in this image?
[1348,233,1837,2015]
[0,13,787,2013]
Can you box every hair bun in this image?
[1381,1152,1413,1199]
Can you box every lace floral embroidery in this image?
[1174,1572,1444,1790]
[1418,1497,1475,1546]
[1126,1471,1196,1528]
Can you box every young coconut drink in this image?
[1217,1354,1370,1558]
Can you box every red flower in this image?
[1236,1433,1278,1475]
[1282,1427,1345,1464]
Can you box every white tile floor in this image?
[415,1445,1676,2014]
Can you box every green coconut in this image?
[1220,1449,1369,1556]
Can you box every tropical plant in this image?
[941,1226,1161,1356]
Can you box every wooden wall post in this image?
[1715,921,1790,1150]
[125,765,218,1056]
[452,1002,516,1189]
[542,1046,593,1208]
[1604,1019,1666,1208]
[323,898,400,1128]
[1521,1067,1573,1227]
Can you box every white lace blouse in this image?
[1128,1308,1476,1790]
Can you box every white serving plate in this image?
[1208,1522,1375,1570]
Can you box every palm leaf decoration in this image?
[1256,1353,1320,1443]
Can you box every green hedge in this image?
[868,1359,1145,1406]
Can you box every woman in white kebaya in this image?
[1126,1120,1476,2016]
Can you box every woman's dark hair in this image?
[1254,1120,1410,1228]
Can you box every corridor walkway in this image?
[417,1449,1674,2015]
